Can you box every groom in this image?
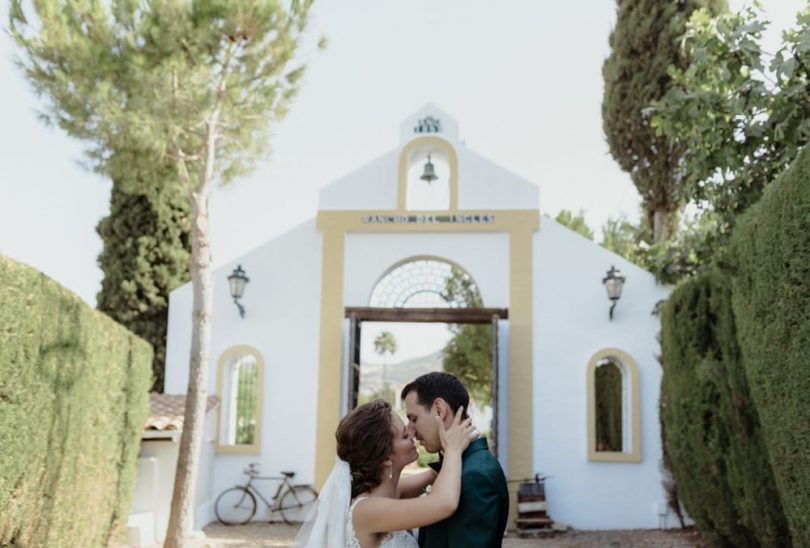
[401,372,509,548]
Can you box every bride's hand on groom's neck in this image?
[438,406,476,455]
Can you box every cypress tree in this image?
[96,163,191,393]
[602,0,726,242]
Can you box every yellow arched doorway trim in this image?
[314,207,539,527]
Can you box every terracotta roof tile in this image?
[145,393,220,431]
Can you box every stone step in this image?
[517,500,548,513]
[515,517,553,528]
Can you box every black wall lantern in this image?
[602,265,626,321]
[228,264,250,318]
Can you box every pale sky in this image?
[361,322,452,365]
[0,0,804,307]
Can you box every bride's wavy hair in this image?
[336,399,394,498]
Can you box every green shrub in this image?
[729,145,810,547]
[660,270,789,547]
[0,256,152,547]
[416,445,439,468]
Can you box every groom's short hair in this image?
[401,372,470,419]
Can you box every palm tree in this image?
[374,331,398,405]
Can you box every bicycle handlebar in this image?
[242,463,301,480]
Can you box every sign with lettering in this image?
[361,214,495,224]
[414,116,442,134]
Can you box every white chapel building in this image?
[161,104,672,534]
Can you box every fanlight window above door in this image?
[369,258,483,308]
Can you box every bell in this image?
[420,154,438,183]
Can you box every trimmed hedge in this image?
[660,270,789,547]
[729,145,810,546]
[0,256,152,546]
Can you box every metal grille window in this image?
[217,346,263,454]
[369,259,482,308]
[230,356,258,445]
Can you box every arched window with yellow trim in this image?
[216,345,264,454]
[587,348,641,462]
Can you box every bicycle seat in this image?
[281,471,295,478]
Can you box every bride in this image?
[294,399,476,547]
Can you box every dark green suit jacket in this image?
[418,438,509,548]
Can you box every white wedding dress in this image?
[345,497,418,548]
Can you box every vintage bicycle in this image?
[214,463,318,525]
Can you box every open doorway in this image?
[344,307,506,459]
[355,318,499,472]
[344,257,508,465]
[357,321,449,413]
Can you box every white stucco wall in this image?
[533,216,671,529]
[164,219,323,525]
[317,149,400,211]
[138,441,178,542]
[456,147,539,211]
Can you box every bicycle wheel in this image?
[215,487,257,525]
[278,485,318,524]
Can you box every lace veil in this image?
[293,458,352,547]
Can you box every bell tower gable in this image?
[399,102,460,145]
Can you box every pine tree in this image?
[10,1,319,543]
[602,0,726,242]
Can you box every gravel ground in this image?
[198,522,709,547]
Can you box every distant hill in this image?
[359,350,492,428]
[361,350,444,388]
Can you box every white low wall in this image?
[129,410,217,544]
